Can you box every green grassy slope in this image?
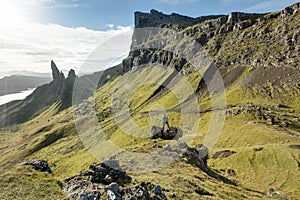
[0,60,299,199]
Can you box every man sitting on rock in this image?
[162,113,170,131]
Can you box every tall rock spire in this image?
[51,60,61,80]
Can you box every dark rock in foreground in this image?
[63,159,168,200]
[23,159,52,174]
[62,142,240,199]
[87,159,131,185]
[151,126,183,140]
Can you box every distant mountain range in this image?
[0,70,51,79]
[0,75,52,96]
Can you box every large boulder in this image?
[23,159,52,174]
[151,126,183,140]
[184,145,209,168]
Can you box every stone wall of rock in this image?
[134,9,224,29]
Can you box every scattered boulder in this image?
[267,188,281,196]
[212,150,236,159]
[254,147,264,152]
[121,182,167,200]
[152,184,162,195]
[108,182,119,193]
[289,144,300,150]
[18,144,27,150]
[151,126,183,140]
[177,141,188,149]
[227,169,236,177]
[276,103,288,108]
[23,159,52,174]
[107,190,120,200]
[121,183,150,199]
[195,188,213,196]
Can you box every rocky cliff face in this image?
[134,9,224,29]
[124,3,300,88]
[124,9,264,72]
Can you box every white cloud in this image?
[21,0,79,8]
[106,24,115,29]
[159,0,200,5]
[23,0,55,7]
[0,20,133,75]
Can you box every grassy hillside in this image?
[0,60,299,199]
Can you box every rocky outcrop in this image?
[227,12,257,23]
[281,2,300,17]
[212,150,236,159]
[86,159,131,184]
[23,159,52,174]
[63,159,168,200]
[183,144,236,185]
[151,126,183,140]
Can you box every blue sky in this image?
[0,0,298,74]
[26,0,300,30]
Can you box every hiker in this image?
[284,121,289,128]
[162,113,170,130]
[270,116,275,125]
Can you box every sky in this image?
[0,0,298,75]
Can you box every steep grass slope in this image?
[0,60,299,199]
